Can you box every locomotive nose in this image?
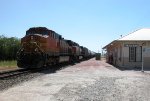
[17,35,46,68]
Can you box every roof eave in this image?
[103,40,150,49]
[102,40,117,49]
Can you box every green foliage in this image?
[0,35,21,61]
[0,60,17,67]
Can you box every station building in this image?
[103,28,150,70]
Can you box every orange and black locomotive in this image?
[17,27,94,68]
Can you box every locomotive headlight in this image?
[35,48,38,52]
[31,36,33,40]
[21,49,24,51]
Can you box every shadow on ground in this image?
[106,62,150,72]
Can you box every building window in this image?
[129,47,136,62]
[136,46,142,62]
[129,47,142,62]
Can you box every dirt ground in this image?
[0,58,150,101]
[0,66,18,72]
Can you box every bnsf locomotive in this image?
[17,27,94,68]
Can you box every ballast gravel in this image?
[0,58,150,101]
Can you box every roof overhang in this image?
[103,40,150,49]
[102,40,116,49]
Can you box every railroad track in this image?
[0,69,33,79]
[0,66,55,79]
[0,63,70,80]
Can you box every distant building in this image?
[103,28,150,70]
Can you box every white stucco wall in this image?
[106,41,150,70]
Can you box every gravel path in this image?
[0,58,150,101]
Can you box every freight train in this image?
[17,27,95,68]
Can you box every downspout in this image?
[122,42,124,66]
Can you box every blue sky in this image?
[0,0,150,52]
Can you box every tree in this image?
[0,35,21,61]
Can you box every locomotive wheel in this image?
[17,60,23,67]
[33,54,46,68]
[36,60,44,68]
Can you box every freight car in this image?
[80,46,95,59]
[17,27,94,68]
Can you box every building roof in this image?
[118,28,150,41]
[103,28,150,49]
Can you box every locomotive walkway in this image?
[0,58,150,101]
